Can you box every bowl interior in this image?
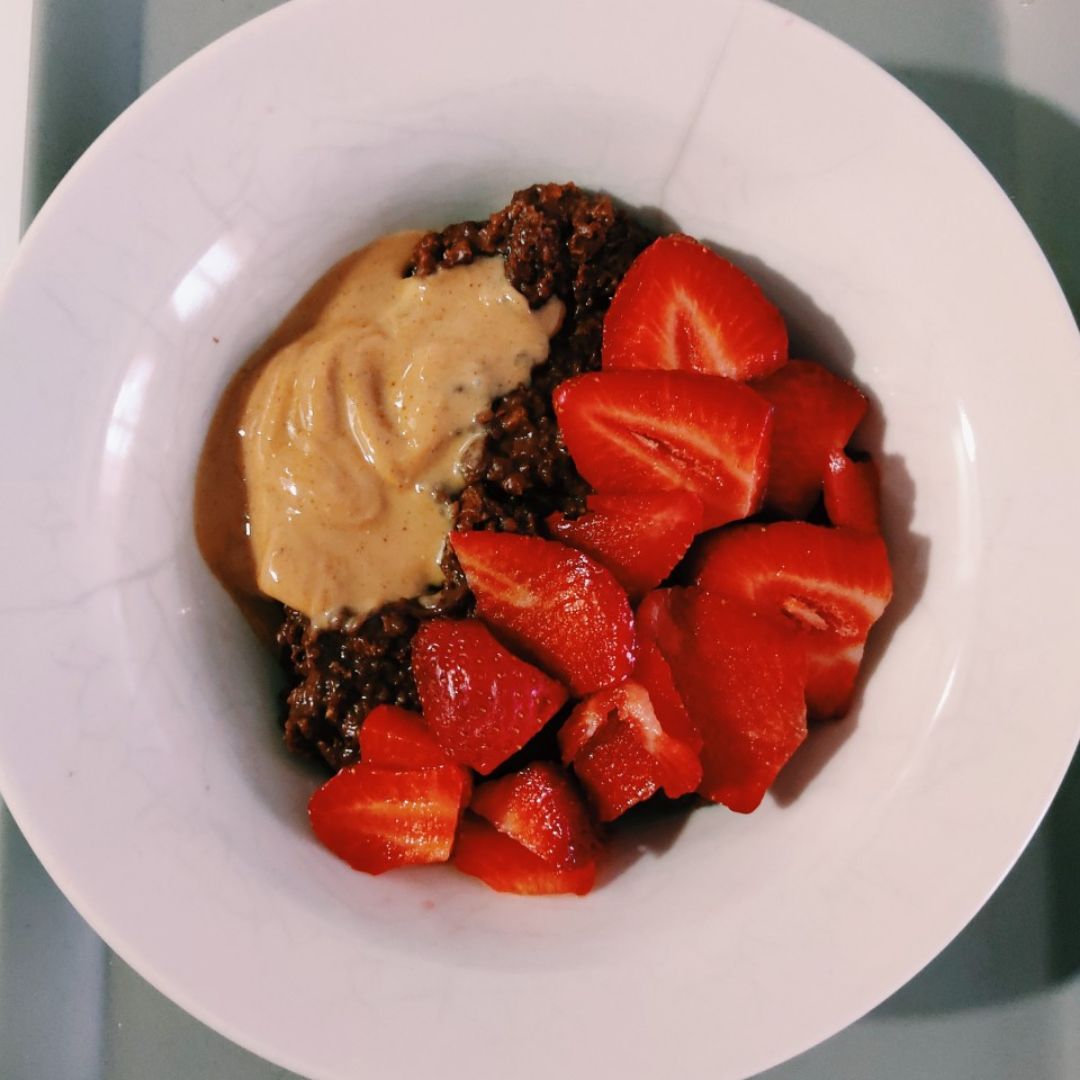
[1,1,1078,1078]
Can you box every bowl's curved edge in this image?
[0,1,1078,1078]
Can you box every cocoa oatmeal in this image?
[276,183,653,770]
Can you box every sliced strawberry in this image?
[602,234,788,380]
[824,449,881,533]
[308,764,467,874]
[470,762,599,870]
[751,360,868,517]
[559,680,702,821]
[546,491,704,600]
[806,638,867,719]
[562,714,659,822]
[411,619,568,775]
[450,531,635,696]
[632,632,702,753]
[359,705,454,769]
[637,588,808,813]
[359,705,473,803]
[453,814,597,896]
[553,370,773,530]
[688,522,892,718]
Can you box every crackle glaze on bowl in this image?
[1,1,1078,1077]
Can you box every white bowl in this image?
[1,1,1078,1077]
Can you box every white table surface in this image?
[0,0,32,266]
[2,1,1078,1077]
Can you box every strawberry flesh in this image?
[563,714,660,822]
[453,814,597,896]
[602,234,788,381]
[308,764,467,874]
[450,531,635,696]
[359,705,454,769]
[632,633,702,753]
[546,491,704,600]
[411,619,568,775]
[553,370,773,530]
[559,680,702,821]
[470,762,599,870]
[824,449,881,533]
[359,704,473,803]
[689,521,892,718]
[637,588,808,813]
[752,360,868,517]
[805,638,868,719]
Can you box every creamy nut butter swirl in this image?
[195,230,563,628]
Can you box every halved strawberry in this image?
[553,370,773,530]
[559,680,702,821]
[470,762,599,870]
[359,704,473,803]
[688,522,892,718]
[637,588,808,813]
[751,360,868,517]
[411,619,568,775]
[824,449,881,533]
[453,814,597,896]
[546,491,704,600]
[602,234,788,380]
[450,532,635,696]
[308,764,467,874]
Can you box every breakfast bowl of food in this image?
[1,1,1077,1077]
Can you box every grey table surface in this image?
[4,1,1079,1077]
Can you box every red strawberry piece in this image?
[470,762,599,870]
[411,619,567,775]
[824,449,881,533]
[553,370,773,530]
[637,588,808,813]
[308,764,467,874]
[602,234,788,381]
[450,531,635,696]
[559,680,702,821]
[688,521,892,718]
[453,814,597,896]
[632,632,702,753]
[805,638,867,719]
[751,360,868,517]
[546,491,704,600]
[359,705,473,803]
[563,714,659,822]
[359,705,454,769]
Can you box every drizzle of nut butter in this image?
[194,230,563,633]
